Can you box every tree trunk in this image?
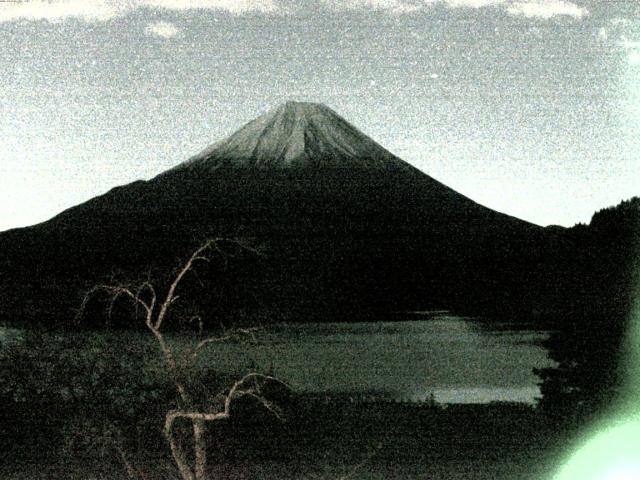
[165,413,195,480]
[193,418,207,480]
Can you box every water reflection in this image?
[195,315,553,404]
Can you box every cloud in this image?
[145,20,179,38]
[506,1,588,19]
[445,0,506,8]
[610,17,631,26]
[0,1,119,23]
[322,0,505,12]
[598,27,608,41]
[0,0,278,24]
[320,0,424,15]
[618,36,640,66]
[321,0,589,18]
[618,36,640,50]
[139,0,278,15]
[594,19,640,67]
[0,0,589,24]
[628,51,640,66]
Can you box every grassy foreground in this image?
[1,397,569,480]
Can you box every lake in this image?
[187,314,554,404]
[0,314,553,404]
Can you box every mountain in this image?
[174,101,408,170]
[0,102,555,326]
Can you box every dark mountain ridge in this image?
[0,102,567,326]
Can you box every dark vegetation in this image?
[0,330,172,461]
[535,197,640,425]
[0,329,291,479]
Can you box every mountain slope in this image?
[0,102,552,325]
[173,101,409,170]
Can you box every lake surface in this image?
[190,314,554,404]
[0,315,553,404]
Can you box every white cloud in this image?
[0,1,120,23]
[321,0,423,14]
[145,20,179,38]
[629,50,640,66]
[0,0,590,23]
[322,0,589,18]
[506,1,588,19]
[618,37,640,66]
[322,0,507,12]
[610,17,631,26]
[619,36,640,50]
[445,0,506,8]
[599,21,640,66]
[0,0,278,24]
[598,27,608,41]
[139,0,278,15]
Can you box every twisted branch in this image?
[77,238,279,480]
[163,372,288,480]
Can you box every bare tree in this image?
[80,239,286,480]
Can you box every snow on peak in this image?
[176,101,408,170]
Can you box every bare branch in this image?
[185,326,261,367]
[187,315,204,337]
[78,238,272,480]
[232,391,285,421]
[78,284,153,325]
[136,281,157,313]
[224,372,289,412]
[155,238,222,330]
[162,369,288,480]
[217,237,262,258]
[163,411,196,480]
[337,437,386,480]
[188,335,233,360]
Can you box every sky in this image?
[0,0,638,231]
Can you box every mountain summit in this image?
[0,101,550,325]
[176,101,408,170]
